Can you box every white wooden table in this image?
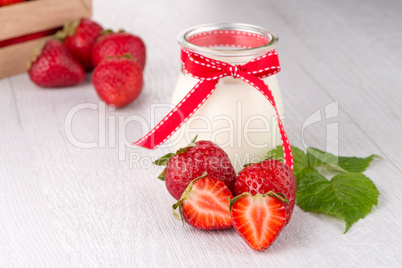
[1,0,401,266]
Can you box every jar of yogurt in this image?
[168,23,284,171]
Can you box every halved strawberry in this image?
[172,173,234,230]
[230,192,287,251]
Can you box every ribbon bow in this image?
[134,48,294,170]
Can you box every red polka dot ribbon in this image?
[134,48,294,171]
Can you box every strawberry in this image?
[56,18,103,71]
[172,173,234,230]
[28,39,85,88]
[92,55,143,107]
[230,192,287,251]
[92,31,146,69]
[234,159,296,224]
[154,137,237,200]
[0,0,25,7]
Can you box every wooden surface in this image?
[0,0,401,266]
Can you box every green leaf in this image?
[338,154,381,173]
[307,147,380,174]
[296,172,379,233]
[295,167,317,185]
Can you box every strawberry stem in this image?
[263,192,289,204]
[229,192,250,212]
[176,135,198,155]
[101,29,114,35]
[54,19,81,41]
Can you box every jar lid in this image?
[178,23,278,58]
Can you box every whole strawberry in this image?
[173,173,234,230]
[92,31,146,69]
[234,159,296,224]
[154,137,236,200]
[28,39,85,88]
[57,18,103,71]
[0,0,25,7]
[92,56,143,107]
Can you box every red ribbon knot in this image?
[228,65,242,78]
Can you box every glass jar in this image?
[169,23,283,171]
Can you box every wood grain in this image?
[0,0,401,266]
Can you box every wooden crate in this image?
[0,0,92,78]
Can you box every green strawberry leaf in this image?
[153,153,175,166]
[176,135,198,155]
[296,172,379,233]
[157,168,166,181]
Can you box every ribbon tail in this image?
[133,79,219,149]
[239,72,294,171]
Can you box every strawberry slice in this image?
[172,173,234,230]
[230,192,288,251]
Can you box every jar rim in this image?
[177,23,278,57]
